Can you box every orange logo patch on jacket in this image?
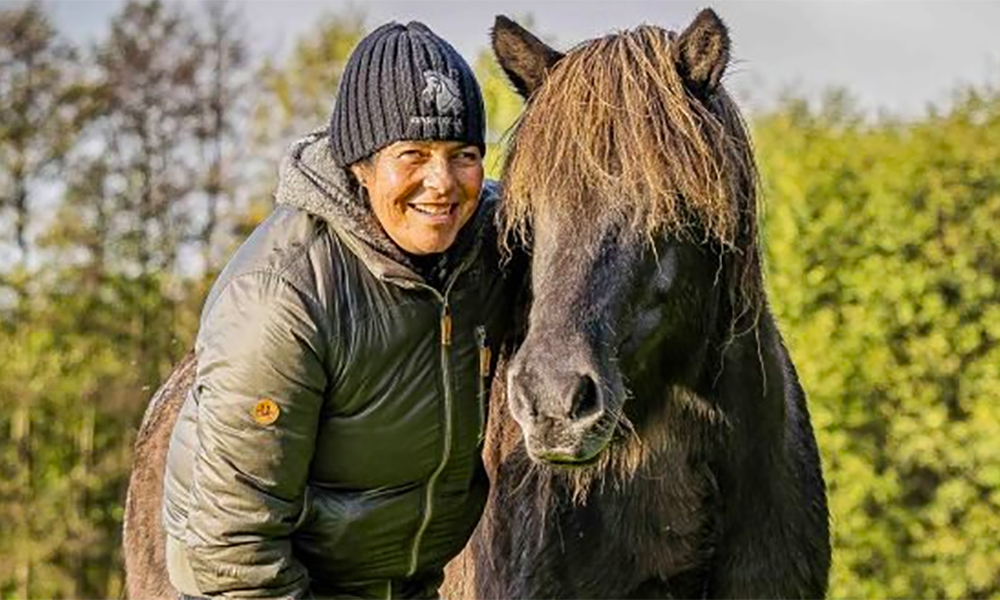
[252,398,280,426]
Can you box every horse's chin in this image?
[525,428,615,468]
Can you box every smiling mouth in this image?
[409,203,458,217]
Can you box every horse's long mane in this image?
[501,24,763,318]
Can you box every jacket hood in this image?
[274,131,499,285]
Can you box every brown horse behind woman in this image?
[443,11,830,599]
[123,352,194,599]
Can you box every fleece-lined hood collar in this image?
[274,131,499,286]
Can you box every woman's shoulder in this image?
[226,206,331,275]
[201,205,346,322]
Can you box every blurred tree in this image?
[41,2,249,592]
[0,4,88,598]
[755,86,1000,599]
[191,0,250,275]
[0,1,84,313]
[85,0,205,383]
[252,8,365,145]
[0,1,253,597]
[240,8,366,236]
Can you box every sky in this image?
[33,0,1000,120]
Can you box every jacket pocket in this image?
[294,483,422,582]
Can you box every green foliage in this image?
[0,275,162,599]
[475,49,523,180]
[755,86,1000,598]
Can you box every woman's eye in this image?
[454,150,481,163]
[398,149,424,160]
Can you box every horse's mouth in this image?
[534,449,605,467]
[525,417,618,467]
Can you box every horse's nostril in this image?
[508,363,537,420]
[570,375,602,421]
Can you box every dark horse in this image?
[123,10,829,599]
[443,11,830,599]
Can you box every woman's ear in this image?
[350,163,369,189]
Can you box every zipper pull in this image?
[441,305,452,346]
[476,326,491,377]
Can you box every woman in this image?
[161,21,522,598]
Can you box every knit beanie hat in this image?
[329,21,486,167]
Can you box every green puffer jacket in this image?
[162,132,522,598]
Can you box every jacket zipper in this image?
[407,297,456,577]
[390,254,478,578]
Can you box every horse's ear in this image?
[491,15,564,99]
[672,9,730,97]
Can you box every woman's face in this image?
[352,140,484,255]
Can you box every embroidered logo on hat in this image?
[421,70,464,116]
[252,398,280,426]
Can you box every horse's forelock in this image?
[499,24,763,319]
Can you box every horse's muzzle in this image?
[507,356,613,464]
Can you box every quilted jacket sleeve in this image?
[184,271,329,598]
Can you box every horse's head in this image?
[493,11,762,466]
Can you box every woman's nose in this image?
[423,156,456,194]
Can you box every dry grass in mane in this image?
[501,24,763,316]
